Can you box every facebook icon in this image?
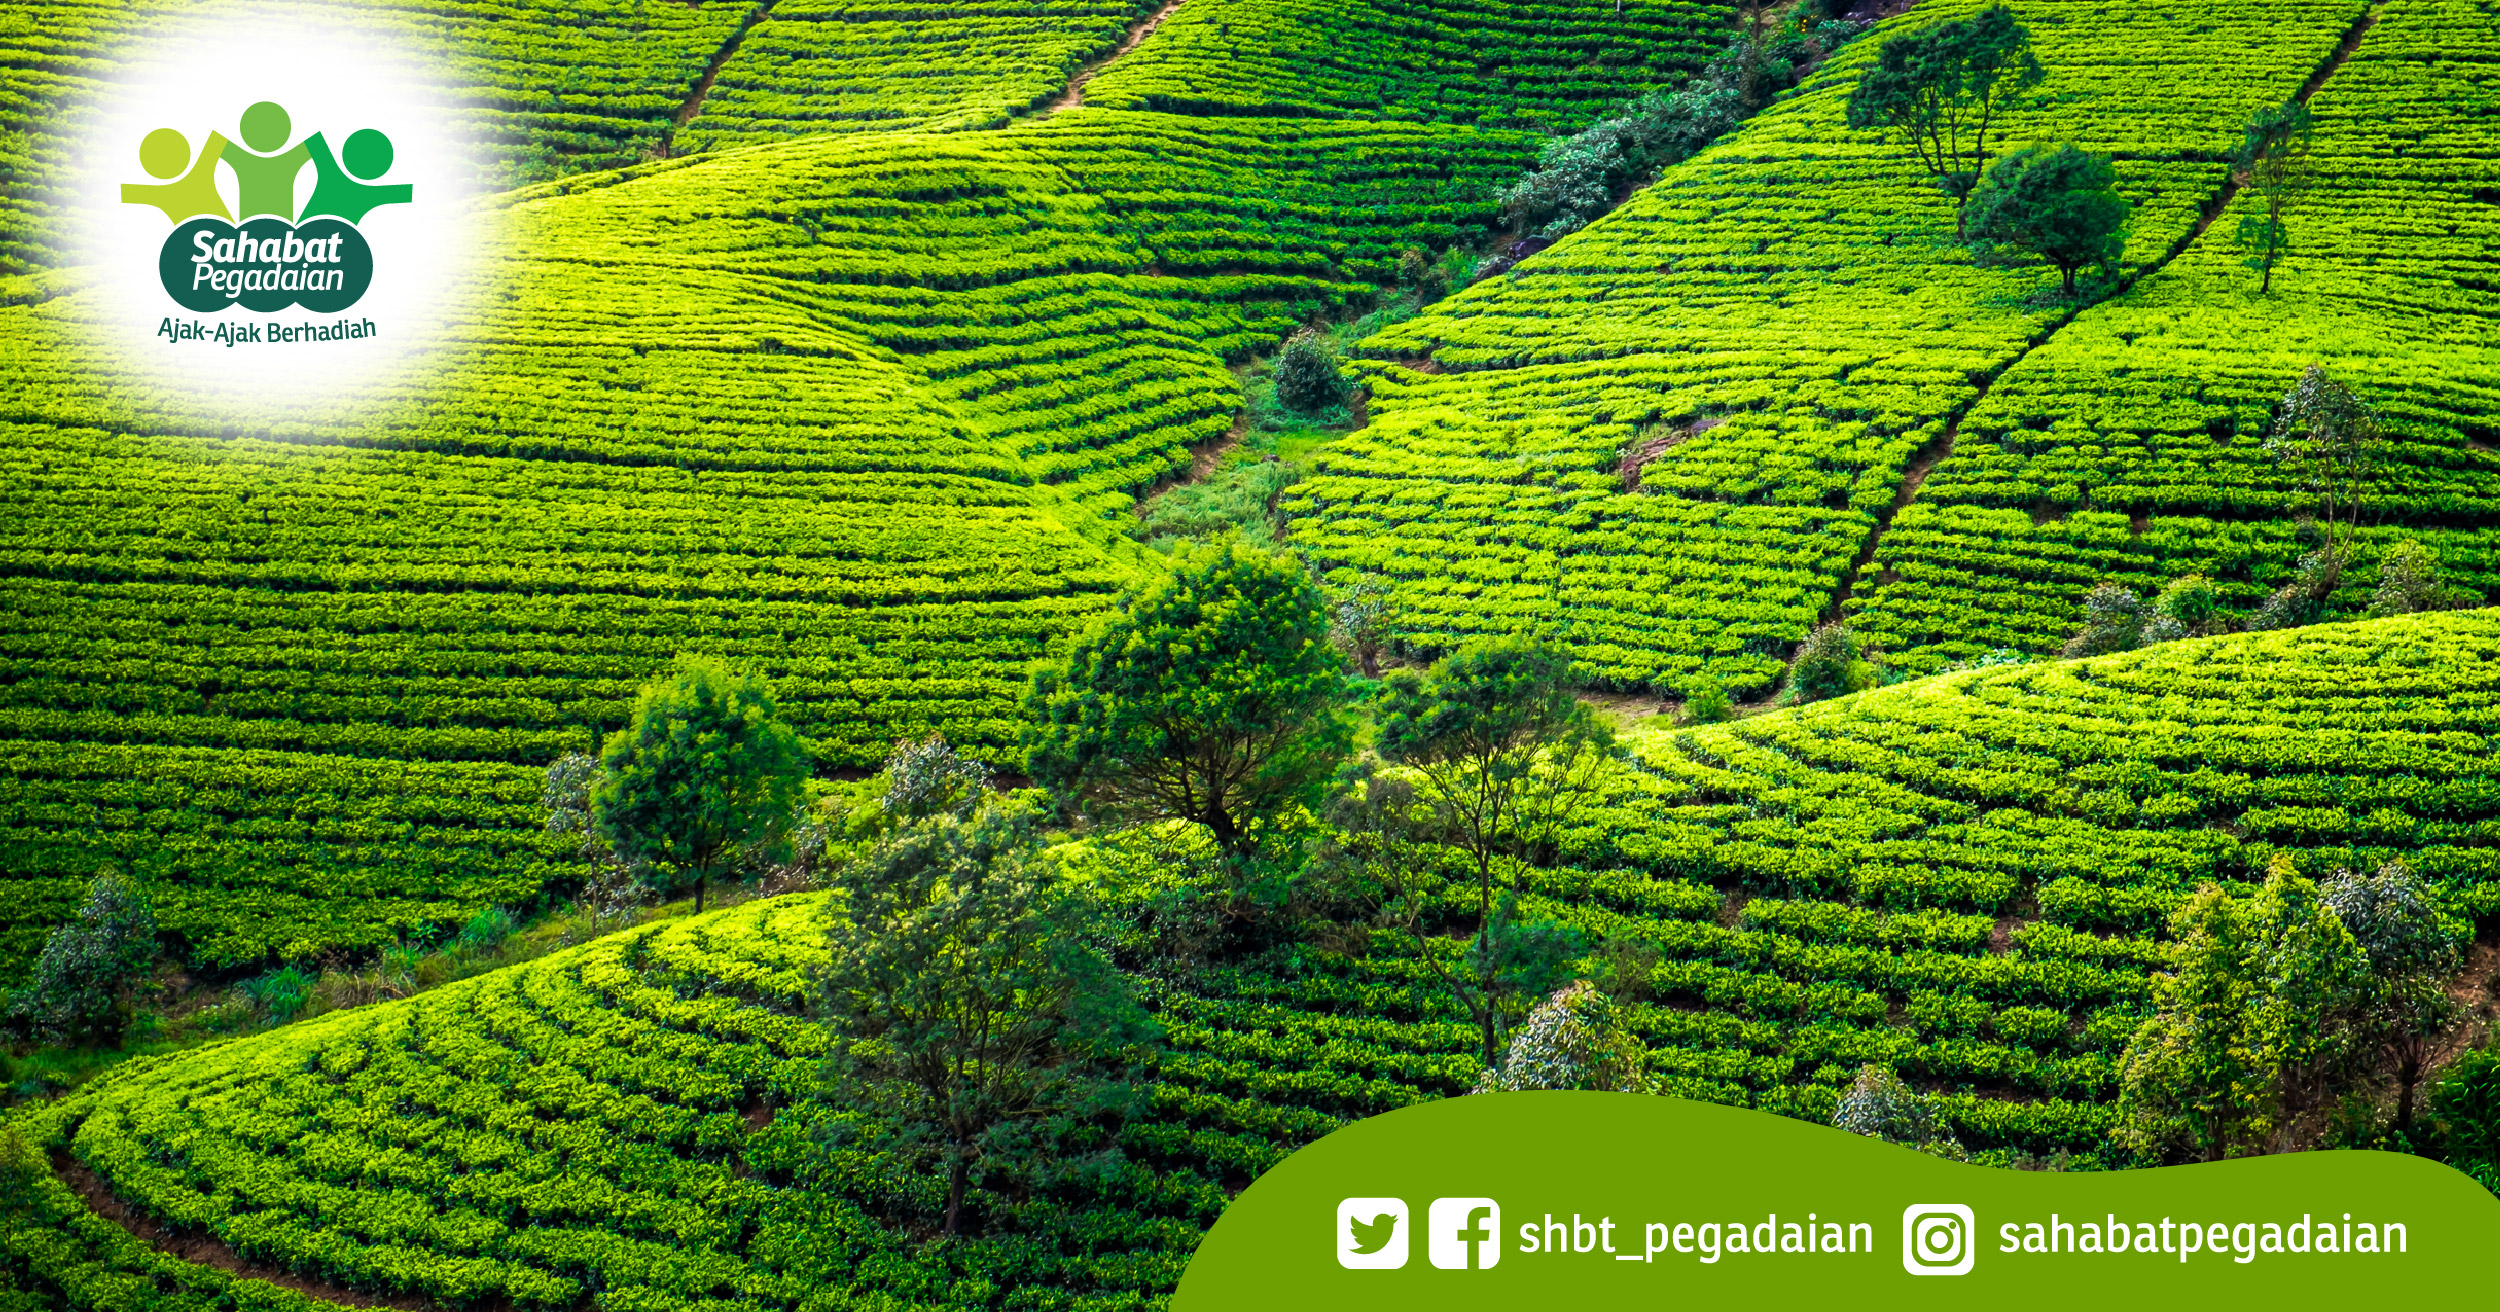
[1427,1197,1503,1270]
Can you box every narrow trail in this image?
[1038,0,1188,118]
[658,0,782,158]
[1813,0,2384,631]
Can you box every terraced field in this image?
[10,611,2496,1308]
[1285,0,2500,694]
[1848,0,2500,668]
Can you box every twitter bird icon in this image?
[1337,1197,1410,1269]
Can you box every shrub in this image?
[2429,1039,2500,1195]
[884,733,992,821]
[2365,539,2463,618]
[2140,574,2222,644]
[1786,623,1873,702]
[2063,581,2147,656]
[1475,981,1652,1093]
[1272,328,1347,414]
[243,966,316,1025]
[456,906,518,951]
[1834,1065,1966,1158]
[2248,547,2342,631]
[1680,675,1734,724]
[6,875,158,1046]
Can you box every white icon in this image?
[1336,1197,1409,1269]
[1428,1197,1504,1270]
[1901,1203,1975,1276]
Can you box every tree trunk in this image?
[946,1156,969,1237]
[1359,642,1380,679]
[696,869,707,914]
[1205,800,1239,855]
[2396,1052,2421,1132]
[2061,265,2077,298]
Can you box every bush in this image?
[242,966,316,1025]
[1680,675,1734,724]
[1475,981,1652,1093]
[1272,328,1347,415]
[456,906,518,951]
[2063,581,2147,656]
[5,875,158,1046]
[1786,623,1874,702]
[2365,539,2465,618]
[2140,574,2222,644]
[2430,1039,2500,1194]
[2248,547,2342,631]
[1834,1064,1967,1158]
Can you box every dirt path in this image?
[658,0,781,158]
[1040,0,1187,117]
[1812,0,2384,630]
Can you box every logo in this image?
[1334,1198,1408,1269]
[1428,1197,1502,1271]
[1902,1203,1976,1276]
[121,98,409,313]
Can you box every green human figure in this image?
[120,127,232,223]
[221,100,311,220]
[301,128,413,224]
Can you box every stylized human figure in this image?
[120,127,232,223]
[221,100,311,220]
[301,128,413,224]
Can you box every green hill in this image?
[8,610,2496,1309]
[1290,0,2500,693]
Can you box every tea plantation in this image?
[9,612,2499,1309]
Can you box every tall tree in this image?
[2260,364,2385,615]
[1964,143,2130,297]
[1845,4,2046,234]
[594,659,810,913]
[2322,862,2463,1133]
[818,797,1154,1237]
[1026,541,1351,862]
[2232,99,2314,294]
[1375,637,1616,1065]
[2118,856,2367,1161]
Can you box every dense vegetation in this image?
[8,612,2496,1309]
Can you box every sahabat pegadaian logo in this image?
[121,99,410,314]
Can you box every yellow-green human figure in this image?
[120,127,232,223]
[222,100,311,220]
[302,128,412,224]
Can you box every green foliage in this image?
[2265,365,2385,565]
[1273,328,1349,415]
[1965,143,2129,297]
[1026,541,1351,860]
[2140,574,2223,644]
[1834,1064,1967,1159]
[1844,3,2046,230]
[1679,674,1734,725]
[594,660,811,914]
[1138,457,1306,554]
[2365,539,2463,618]
[4,875,156,1046]
[1476,980,1651,1093]
[2117,856,2369,1162]
[2321,861,2464,1129]
[2232,99,2314,294]
[882,733,994,823]
[819,795,1155,1237]
[1327,577,1398,679]
[2429,1039,2500,1194]
[1785,622,1874,703]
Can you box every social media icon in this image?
[1336,1197,1409,1269]
[1428,1197,1503,1270]
[1901,1203,1976,1276]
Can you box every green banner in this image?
[1175,1095,2500,1310]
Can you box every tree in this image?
[883,732,993,821]
[1786,622,1875,702]
[1965,143,2129,297]
[1327,577,1397,679]
[2322,862,2463,1133]
[818,797,1155,1237]
[2265,364,2384,588]
[2232,100,2314,294]
[2063,581,2147,657]
[1026,541,1351,863]
[2118,856,2367,1161]
[6,875,158,1046]
[2429,1039,2500,1195]
[1475,981,1652,1093]
[1835,1065,1968,1158]
[1375,637,1616,1065]
[1272,327,1347,414]
[1845,4,2046,234]
[594,659,810,913]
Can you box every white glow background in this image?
[80,7,483,403]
